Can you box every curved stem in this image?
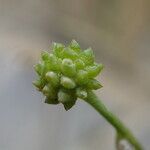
[83,91,143,150]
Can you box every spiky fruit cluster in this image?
[33,40,103,110]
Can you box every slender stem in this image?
[83,91,143,150]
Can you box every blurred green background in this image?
[0,0,150,149]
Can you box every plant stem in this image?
[83,91,143,150]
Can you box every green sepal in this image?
[59,88,77,111]
[63,100,76,111]
[45,97,59,104]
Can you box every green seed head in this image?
[33,40,103,110]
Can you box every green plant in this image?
[33,40,143,150]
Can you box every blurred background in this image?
[0,0,150,149]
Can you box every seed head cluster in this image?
[33,40,103,110]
